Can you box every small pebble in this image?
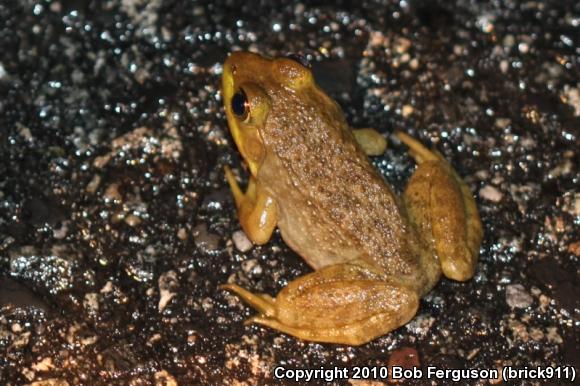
[495,117,511,129]
[158,271,178,312]
[499,60,509,74]
[85,175,101,194]
[401,104,414,118]
[369,31,386,47]
[529,327,544,341]
[518,42,529,54]
[233,230,253,252]
[568,241,580,256]
[546,327,563,344]
[154,370,178,386]
[387,347,420,383]
[394,37,411,54]
[573,194,580,216]
[83,293,99,314]
[177,227,188,241]
[539,294,550,310]
[479,185,503,202]
[241,258,263,277]
[506,284,533,308]
[104,183,122,202]
[475,170,490,180]
[124,214,141,227]
[100,281,114,294]
[31,357,54,372]
[503,34,515,47]
[508,319,529,342]
[388,346,420,368]
[562,85,580,116]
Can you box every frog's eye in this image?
[231,89,250,121]
[285,53,311,68]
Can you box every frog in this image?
[220,51,483,345]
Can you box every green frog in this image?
[220,52,483,345]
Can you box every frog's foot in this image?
[352,128,387,156]
[224,166,278,245]
[222,263,418,345]
[396,132,483,282]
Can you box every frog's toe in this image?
[395,131,439,163]
[353,128,387,156]
[439,244,477,281]
[220,283,276,317]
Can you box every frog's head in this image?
[222,51,314,176]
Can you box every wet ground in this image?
[0,0,578,385]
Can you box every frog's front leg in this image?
[396,132,483,281]
[224,166,278,245]
[222,262,418,345]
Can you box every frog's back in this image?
[257,85,424,282]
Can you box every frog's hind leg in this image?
[396,132,483,282]
[222,262,418,345]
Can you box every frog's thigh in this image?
[243,263,418,345]
[224,167,278,245]
[352,128,387,156]
[398,134,482,282]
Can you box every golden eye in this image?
[231,89,249,121]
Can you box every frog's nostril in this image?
[285,53,311,68]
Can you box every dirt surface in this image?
[0,1,578,385]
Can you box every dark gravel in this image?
[0,1,578,385]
